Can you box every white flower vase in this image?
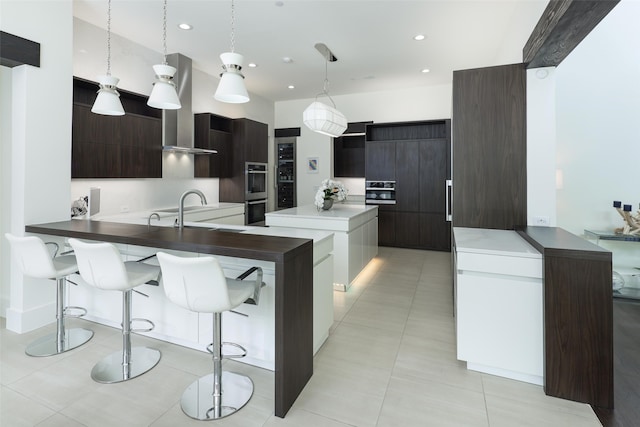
[322,198,334,210]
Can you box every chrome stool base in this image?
[181,371,253,420]
[25,328,94,357]
[91,346,161,384]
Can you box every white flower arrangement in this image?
[314,179,348,209]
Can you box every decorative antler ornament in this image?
[613,201,640,235]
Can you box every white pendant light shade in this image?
[91,75,125,116]
[148,64,181,109]
[303,101,347,137]
[214,52,249,104]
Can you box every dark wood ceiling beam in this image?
[0,31,40,68]
[523,0,620,68]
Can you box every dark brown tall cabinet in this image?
[72,77,162,178]
[219,118,268,203]
[452,63,527,229]
[365,120,451,251]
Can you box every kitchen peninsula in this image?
[25,219,315,418]
[266,203,378,291]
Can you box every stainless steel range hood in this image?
[162,53,216,155]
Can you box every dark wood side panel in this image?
[452,63,527,230]
[0,31,40,68]
[523,0,620,68]
[543,254,613,408]
[274,243,313,417]
[518,226,614,410]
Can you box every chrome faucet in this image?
[147,212,160,229]
[176,189,207,229]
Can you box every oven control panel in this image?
[365,181,396,204]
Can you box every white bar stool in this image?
[156,252,264,420]
[4,233,94,357]
[68,238,161,384]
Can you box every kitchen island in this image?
[25,219,315,418]
[265,203,378,291]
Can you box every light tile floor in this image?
[1,247,602,426]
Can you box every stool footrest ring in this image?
[129,318,155,333]
[63,306,88,318]
[206,342,247,359]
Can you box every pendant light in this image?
[303,43,347,138]
[147,0,181,109]
[91,0,125,116]
[214,0,250,103]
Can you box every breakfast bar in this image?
[25,219,313,418]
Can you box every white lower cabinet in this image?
[454,227,543,385]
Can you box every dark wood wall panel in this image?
[452,63,527,230]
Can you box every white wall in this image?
[275,84,453,206]
[527,67,557,226]
[1,0,74,330]
[1,67,12,316]
[555,0,640,280]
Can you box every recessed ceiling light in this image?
[421,68,430,73]
[282,57,293,63]
[248,63,258,68]
[178,23,192,30]
[288,85,295,89]
[413,34,425,41]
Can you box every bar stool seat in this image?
[5,233,93,357]
[69,238,161,384]
[157,251,264,420]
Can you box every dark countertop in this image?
[517,226,610,260]
[26,220,312,262]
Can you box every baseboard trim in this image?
[5,302,55,333]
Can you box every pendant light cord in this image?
[162,0,168,63]
[230,0,236,53]
[106,0,112,76]
[318,52,336,108]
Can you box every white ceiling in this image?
[73,0,549,102]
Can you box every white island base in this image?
[266,204,378,291]
[62,221,334,371]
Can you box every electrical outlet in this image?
[533,216,550,226]
[120,205,130,213]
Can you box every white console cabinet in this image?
[454,227,544,385]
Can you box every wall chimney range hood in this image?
[162,53,216,155]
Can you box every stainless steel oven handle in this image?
[247,200,266,205]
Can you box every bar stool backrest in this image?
[157,252,232,313]
[5,233,57,279]
[69,238,129,291]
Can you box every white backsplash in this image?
[70,178,219,218]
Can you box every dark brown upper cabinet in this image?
[333,122,371,178]
[194,113,232,178]
[71,77,162,179]
[452,63,527,230]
